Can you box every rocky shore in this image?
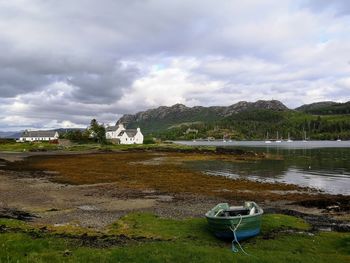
[0,150,349,231]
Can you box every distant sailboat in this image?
[275,131,282,143]
[287,132,293,143]
[265,132,271,143]
[302,130,307,142]
[337,136,341,142]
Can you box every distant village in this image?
[17,122,144,145]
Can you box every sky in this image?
[0,0,350,131]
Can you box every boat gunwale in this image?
[205,202,263,220]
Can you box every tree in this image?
[89,119,106,144]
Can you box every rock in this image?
[0,208,37,221]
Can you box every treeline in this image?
[150,110,350,140]
[301,102,350,115]
[60,119,107,143]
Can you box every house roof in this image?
[106,126,118,132]
[21,130,57,138]
[118,129,138,138]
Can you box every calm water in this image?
[176,140,350,195]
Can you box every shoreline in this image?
[1,150,349,230]
[1,149,349,262]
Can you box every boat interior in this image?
[215,206,256,217]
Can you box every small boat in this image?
[265,131,271,143]
[302,130,308,142]
[287,132,293,143]
[205,202,263,241]
[275,131,282,143]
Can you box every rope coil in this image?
[229,214,250,256]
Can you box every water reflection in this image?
[183,145,350,195]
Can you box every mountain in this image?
[116,99,350,140]
[0,131,21,139]
[296,101,350,115]
[118,100,288,133]
[0,128,84,139]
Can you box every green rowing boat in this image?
[205,201,263,241]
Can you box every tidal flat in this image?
[0,148,349,262]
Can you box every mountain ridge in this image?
[295,101,350,115]
[116,99,350,140]
[118,100,288,125]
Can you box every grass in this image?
[0,141,217,153]
[108,213,217,242]
[261,214,311,232]
[0,213,349,263]
[0,142,61,152]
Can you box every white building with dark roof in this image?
[19,130,59,142]
[106,124,143,144]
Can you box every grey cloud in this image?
[305,0,350,15]
[0,43,140,101]
[0,0,350,130]
[68,63,139,103]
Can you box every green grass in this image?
[0,142,61,152]
[261,214,311,233]
[108,213,218,243]
[0,213,349,263]
[0,218,30,230]
[108,213,311,241]
[0,141,217,153]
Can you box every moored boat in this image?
[205,202,263,241]
[265,131,271,143]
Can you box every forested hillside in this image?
[296,101,350,115]
[117,100,350,140]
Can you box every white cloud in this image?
[0,0,350,130]
[117,58,224,109]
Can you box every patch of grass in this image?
[0,213,349,263]
[239,231,350,263]
[0,218,32,231]
[261,214,311,233]
[43,224,101,237]
[0,218,100,237]
[108,213,217,243]
[1,232,349,263]
[0,141,217,153]
[0,232,72,263]
[0,142,61,152]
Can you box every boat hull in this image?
[205,202,263,241]
[214,227,260,240]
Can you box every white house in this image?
[106,124,144,144]
[19,130,59,142]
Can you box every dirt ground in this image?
[0,151,349,231]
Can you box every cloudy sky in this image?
[0,0,350,130]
